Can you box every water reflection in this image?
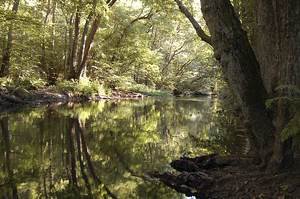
[0,97,244,198]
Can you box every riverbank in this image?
[151,154,300,198]
[0,87,145,112]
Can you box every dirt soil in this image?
[151,154,300,199]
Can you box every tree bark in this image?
[198,0,276,166]
[253,0,300,170]
[191,0,300,170]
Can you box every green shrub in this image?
[55,80,77,93]
[0,76,46,90]
[15,77,47,90]
[119,82,171,96]
[0,77,13,88]
[55,78,107,96]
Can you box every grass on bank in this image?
[118,82,171,96]
[0,77,171,97]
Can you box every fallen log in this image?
[151,154,300,198]
[171,154,231,172]
[0,93,26,104]
[150,154,234,198]
[150,171,214,198]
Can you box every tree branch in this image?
[174,0,212,45]
[107,0,118,7]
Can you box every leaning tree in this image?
[175,0,300,171]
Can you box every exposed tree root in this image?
[150,154,300,198]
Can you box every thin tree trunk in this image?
[76,13,93,71]
[76,0,98,71]
[67,5,81,80]
[0,0,20,77]
[66,15,74,79]
[76,16,101,79]
[48,0,57,85]
[174,0,212,45]
[75,0,118,79]
[40,0,51,75]
[63,26,68,76]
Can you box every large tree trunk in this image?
[0,0,20,77]
[175,0,299,169]
[200,0,276,167]
[253,0,300,170]
[197,0,300,170]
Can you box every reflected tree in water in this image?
[1,117,18,199]
[0,98,242,198]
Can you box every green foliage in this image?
[0,0,216,94]
[77,77,106,96]
[0,77,13,88]
[55,77,107,96]
[120,82,171,96]
[281,112,300,142]
[265,85,300,147]
[14,75,47,90]
[55,80,77,93]
[275,84,300,94]
[0,76,46,90]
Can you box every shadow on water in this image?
[0,97,248,198]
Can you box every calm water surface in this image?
[0,97,246,199]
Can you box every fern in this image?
[281,112,300,141]
[265,85,300,109]
[275,84,300,95]
[267,85,300,147]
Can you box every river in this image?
[0,97,247,198]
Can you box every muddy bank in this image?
[151,154,300,199]
[0,87,144,112]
